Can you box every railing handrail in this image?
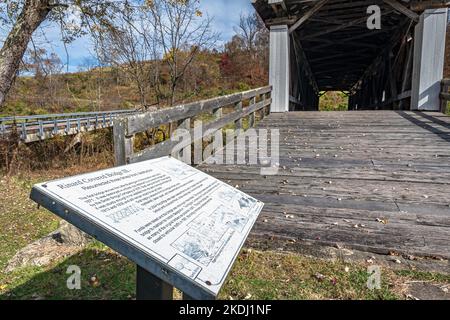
[114,86,273,166]
[0,109,137,123]
[122,86,272,136]
[0,109,142,143]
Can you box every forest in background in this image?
[0,7,270,116]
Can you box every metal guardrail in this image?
[0,110,139,143]
[440,79,450,113]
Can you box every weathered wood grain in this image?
[200,111,450,260]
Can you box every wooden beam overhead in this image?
[301,16,369,40]
[410,1,450,11]
[289,0,329,34]
[383,0,420,22]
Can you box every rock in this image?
[58,220,92,246]
[5,220,92,273]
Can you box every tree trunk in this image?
[0,0,52,107]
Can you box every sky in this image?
[27,0,255,72]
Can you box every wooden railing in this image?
[440,79,450,113]
[113,86,272,166]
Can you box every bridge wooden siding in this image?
[200,110,450,259]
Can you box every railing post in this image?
[177,118,191,164]
[52,119,58,136]
[38,120,44,139]
[234,101,243,130]
[21,122,27,140]
[249,96,256,128]
[113,117,134,166]
[193,120,203,165]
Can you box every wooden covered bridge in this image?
[111,0,450,262]
[253,0,449,112]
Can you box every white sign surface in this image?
[32,157,263,296]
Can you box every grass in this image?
[0,167,449,300]
[0,163,110,271]
[0,244,396,300]
[319,92,348,111]
[1,243,449,300]
[0,175,59,272]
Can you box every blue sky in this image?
[31,0,255,72]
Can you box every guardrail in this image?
[0,110,139,143]
[440,79,450,113]
[114,86,272,166]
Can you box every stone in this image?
[5,220,92,273]
[58,220,92,247]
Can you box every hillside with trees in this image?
[0,1,269,116]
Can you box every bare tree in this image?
[235,13,259,54]
[147,0,218,106]
[0,0,122,107]
[94,3,158,107]
[224,12,269,84]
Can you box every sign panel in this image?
[31,157,263,297]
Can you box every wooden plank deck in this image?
[200,111,450,260]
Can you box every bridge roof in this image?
[252,0,443,91]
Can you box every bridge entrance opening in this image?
[319,91,349,111]
[253,0,448,113]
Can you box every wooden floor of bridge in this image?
[200,111,450,260]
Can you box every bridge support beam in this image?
[269,25,290,113]
[411,8,448,111]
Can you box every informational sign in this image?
[31,157,264,298]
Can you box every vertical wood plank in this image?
[213,107,223,120]
[260,94,266,120]
[113,118,127,166]
[113,117,134,166]
[193,120,203,165]
[177,118,191,163]
[249,96,256,128]
[234,101,243,130]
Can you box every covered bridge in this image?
[110,1,450,267]
[252,0,449,111]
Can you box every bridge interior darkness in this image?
[253,0,449,111]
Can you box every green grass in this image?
[1,171,449,300]
[0,244,135,300]
[319,92,348,111]
[0,176,59,272]
[394,270,450,283]
[222,250,399,300]
[0,245,400,300]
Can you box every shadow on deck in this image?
[200,111,450,260]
